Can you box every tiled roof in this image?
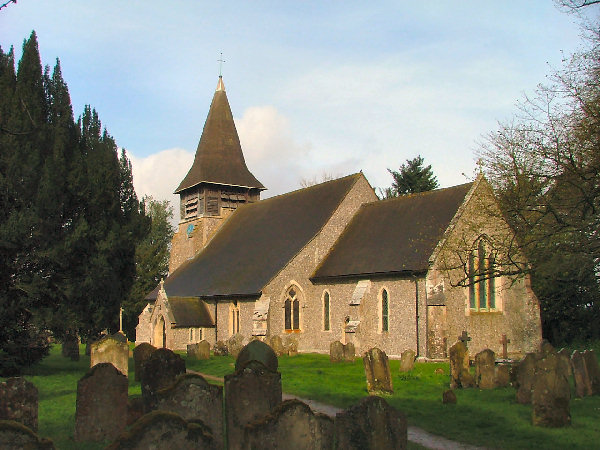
[168,297,215,328]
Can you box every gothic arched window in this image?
[284,287,301,331]
[468,238,497,311]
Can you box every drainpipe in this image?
[214,300,218,342]
[414,276,420,358]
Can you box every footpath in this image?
[190,370,486,450]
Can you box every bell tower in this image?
[169,76,265,272]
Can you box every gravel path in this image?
[189,370,486,450]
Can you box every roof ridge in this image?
[372,181,474,206]
[254,173,361,204]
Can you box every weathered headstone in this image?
[475,349,496,389]
[283,335,299,356]
[227,333,245,359]
[495,364,511,388]
[235,340,278,373]
[0,378,38,431]
[458,330,471,346]
[106,411,216,450]
[132,343,156,382]
[335,395,406,449]
[140,348,186,411]
[0,421,54,449]
[243,399,334,449]
[399,349,416,373]
[571,350,592,398]
[583,349,600,395]
[448,341,474,389]
[153,374,224,450]
[90,333,129,377]
[540,339,555,355]
[212,340,228,356]
[514,353,537,404]
[330,341,344,363]
[442,389,457,404]
[531,353,571,427]
[61,332,79,361]
[363,347,393,394]
[225,348,282,450]
[74,363,128,442]
[187,340,210,360]
[499,334,511,360]
[267,335,286,357]
[127,398,145,426]
[556,348,572,380]
[343,342,355,362]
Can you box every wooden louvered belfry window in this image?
[284,287,301,332]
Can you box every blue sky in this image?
[1,1,595,221]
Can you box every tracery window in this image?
[381,289,389,332]
[323,291,330,331]
[230,301,240,335]
[284,287,301,331]
[468,238,497,311]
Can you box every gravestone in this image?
[330,341,344,363]
[343,342,355,362]
[127,398,145,426]
[399,349,416,373]
[283,335,299,356]
[0,421,54,450]
[187,340,210,360]
[74,363,128,442]
[235,340,278,373]
[132,343,156,382]
[442,389,457,404]
[475,349,496,389]
[499,334,511,359]
[268,335,286,357]
[106,411,216,450]
[243,399,334,450]
[583,349,600,395]
[540,339,555,355]
[514,353,537,404]
[90,333,129,377]
[556,348,572,380]
[363,348,393,394]
[0,378,38,431]
[213,340,228,356]
[227,333,245,359]
[571,350,592,398]
[225,345,282,450]
[448,341,475,389]
[495,364,511,388]
[153,374,224,450]
[140,348,186,411]
[61,332,79,361]
[335,395,407,450]
[531,353,571,427]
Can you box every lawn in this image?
[4,344,600,449]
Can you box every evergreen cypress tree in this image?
[381,155,439,198]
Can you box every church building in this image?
[136,76,542,359]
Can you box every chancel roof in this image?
[312,182,474,280]
[168,297,215,328]
[174,77,265,193]
[164,173,364,298]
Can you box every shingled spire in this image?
[175,76,264,193]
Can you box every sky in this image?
[1,1,597,223]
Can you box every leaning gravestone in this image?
[475,349,496,389]
[531,352,571,427]
[583,349,600,395]
[225,341,282,450]
[61,332,79,361]
[74,363,128,442]
[343,342,355,362]
[132,343,156,382]
[0,421,54,450]
[571,350,592,398]
[268,335,286,357]
[243,399,334,449]
[330,341,344,363]
[363,348,393,394]
[335,395,407,450]
[0,378,38,431]
[399,349,416,373]
[514,353,537,404]
[106,411,216,450]
[187,340,210,360]
[212,340,228,356]
[140,348,186,411]
[283,335,299,356]
[153,373,224,450]
[90,333,129,377]
[556,348,572,381]
[227,333,245,359]
[448,341,475,389]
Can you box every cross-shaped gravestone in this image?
[499,334,511,359]
[458,331,471,346]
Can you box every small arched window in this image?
[381,289,389,332]
[284,287,301,331]
[469,238,496,311]
[323,291,330,331]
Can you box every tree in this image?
[379,155,439,199]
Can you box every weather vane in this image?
[218,52,226,77]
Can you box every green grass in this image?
[5,344,600,449]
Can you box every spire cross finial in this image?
[218,52,226,77]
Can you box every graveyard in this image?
[0,339,598,449]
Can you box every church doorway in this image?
[154,316,166,348]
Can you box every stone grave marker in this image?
[90,333,129,377]
[140,348,186,411]
[556,348,572,380]
[0,378,38,431]
[335,395,407,450]
[583,349,600,395]
[514,353,537,404]
[227,333,245,359]
[0,421,54,450]
[399,349,416,373]
[225,342,282,450]
[61,332,79,361]
[153,373,224,450]
[243,399,334,450]
[330,341,344,363]
[532,352,571,427]
[571,350,592,398]
[132,343,156,382]
[495,364,511,388]
[458,330,471,346]
[499,334,511,360]
[268,335,286,357]
[343,342,355,362]
[106,411,216,450]
[363,347,393,394]
[449,341,474,389]
[475,349,496,389]
[283,335,299,356]
[127,398,144,426]
[74,363,128,442]
[540,339,555,355]
[442,389,457,404]
[213,340,228,356]
[187,340,210,360]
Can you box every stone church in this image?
[136,76,542,359]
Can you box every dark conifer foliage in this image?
[380,155,439,199]
[0,32,149,374]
